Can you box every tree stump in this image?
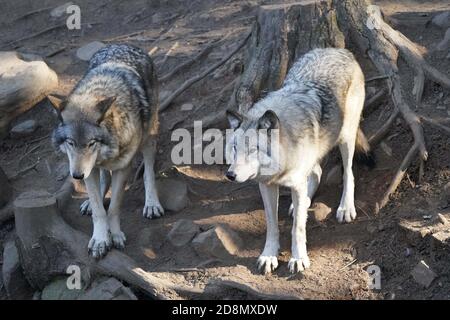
[230,1,345,113]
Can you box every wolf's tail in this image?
[355,127,375,168]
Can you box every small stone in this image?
[10,120,37,138]
[78,277,137,300]
[2,240,33,299]
[156,178,188,212]
[0,167,12,209]
[437,213,449,225]
[325,164,342,185]
[436,28,450,51]
[192,225,242,260]
[180,103,194,111]
[76,41,106,61]
[431,11,450,29]
[410,260,437,288]
[167,219,201,247]
[41,277,85,300]
[309,202,332,222]
[50,2,73,18]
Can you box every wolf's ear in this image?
[96,96,116,124]
[47,94,67,123]
[226,109,243,129]
[258,110,279,130]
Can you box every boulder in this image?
[2,240,34,299]
[0,52,58,138]
[309,202,332,222]
[192,225,242,260]
[167,219,201,247]
[156,178,189,212]
[76,41,106,61]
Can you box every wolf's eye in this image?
[66,140,74,147]
[88,141,96,148]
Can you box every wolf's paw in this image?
[111,231,126,250]
[80,200,92,216]
[143,201,164,219]
[288,255,310,273]
[257,255,279,274]
[336,204,357,223]
[288,203,294,217]
[88,234,112,259]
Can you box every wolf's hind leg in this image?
[142,137,164,219]
[336,137,357,223]
[107,165,131,249]
[288,164,322,216]
[257,183,280,274]
[85,168,111,258]
[80,169,111,216]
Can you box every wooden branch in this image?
[421,115,450,135]
[208,278,302,300]
[159,32,251,112]
[159,41,217,82]
[369,108,400,146]
[376,144,418,213]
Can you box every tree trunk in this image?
[227,0,450,212]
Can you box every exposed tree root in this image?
[335,1,450,213]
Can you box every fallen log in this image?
[13,190,201,299]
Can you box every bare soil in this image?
[1,0,450,300]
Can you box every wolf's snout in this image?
[225,171,236,181]
[72,172,85,180]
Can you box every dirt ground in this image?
[1,0,450,300]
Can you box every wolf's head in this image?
[225,109,281,183]
[48,94,117,180]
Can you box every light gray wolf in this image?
[225,48,373,274]
[49,44,164,258]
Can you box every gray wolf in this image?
[225,48,372,273]
[49,44,164,258]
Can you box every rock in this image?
[431,11,450,29]
[0,167,12,209]
[2,240,34,299]
[160,90,171,102]
[180,103,194,111]
[0,52,58,139]
[156,179,188,212]
[436,28,450,51]
[309,202,332,222]
[41,277,85,300]
[78,277,137,300]
[76,41,106,61]
[50,2,73,18]
[192,225,242,260]
[10,120,37,138]
[167,219,201,247]
[325,164,342,185]
[410,260,437,288]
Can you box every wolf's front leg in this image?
[257,183,280,274]
[289,178,311,273]
[85,168,111,258]
[80,169,111,216]
[107,165,131,249]
[288,164,322,216]
[141,137,164,219]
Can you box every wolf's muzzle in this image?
[72,172,85,180]
[225,171,236,181]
